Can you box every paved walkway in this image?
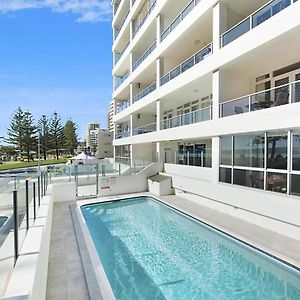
[46,202,90,300]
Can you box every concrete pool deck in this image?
[46,192,300,299]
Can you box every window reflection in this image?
[233,169,264,190]
[292,134,300,171]
[234,134,264,168]
[291,174,300,196]
[267,133,287,169]
[220,136,232,165]
[219,168,232,183]
[266,172,287,194]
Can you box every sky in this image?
[0,0,113,141]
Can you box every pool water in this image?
[81,196,300,300]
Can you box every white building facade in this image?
[112,0,300,237]
[96,130,114,158]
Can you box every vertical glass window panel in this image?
[267,133,288,169]
[234,134,265,168]
[233,169,264,190]
[219,168,232,183]
[291,174,300,196]
[292,134,300,171]
[220,136,232,165]
[266,172,287,194]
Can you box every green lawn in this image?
[0,159,68,171]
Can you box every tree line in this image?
[5,107,79,162]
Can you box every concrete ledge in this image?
[1,191,53,300]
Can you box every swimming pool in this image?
[81,196,300,300]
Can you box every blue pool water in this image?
[81,196,300,300]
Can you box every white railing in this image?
[132,0,157,38]
[115,131,130,139]
[161,106,212,129]
[220,0,295,47]
[160,0,201,41]
[133,122,156,135]
[133,81,156,103]
[132,41,156,71]
[220,79,300,117]
[160,43,212,86]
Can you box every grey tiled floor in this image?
[46,202,90,300]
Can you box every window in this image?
[234,134,264,168]
[266,172,287,194]
[220,168,231,183]
[220,136,232,165]
[267,133,287,169]
[291,174,300,196]
[292,133,300,171]
[233,169,264,190]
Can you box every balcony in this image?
[220,80,300,117]
[115,71,130,90]
[161,0,201,42]
[220,0,296,47]
[116,131,130,139]
[132,41,156,71]
[115,41,130,64]
[116,100,130,114]
[161,106,212,129]
[133,122,156,135]
[114,10,130,40]
[160,43,212,86]
[132,0,157,38]
[133,81,156,103]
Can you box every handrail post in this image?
[289,82,292,104]
[38,176,41,206]
[13,190,19,266]
[248,95,251,112]
[33,182,36,220]
[25,179,29,231]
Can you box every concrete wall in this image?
[164,164,300,240]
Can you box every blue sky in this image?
[0,0,112,141]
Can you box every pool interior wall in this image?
[80,196,300,300]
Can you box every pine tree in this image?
[22,111,37,162]
[6,107,25,150]
[37,115,50,160]
[49,112,65,159]
[64,119,78,155]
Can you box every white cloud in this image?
[0,0,112,23]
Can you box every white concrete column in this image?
[130,20,133,41]
[156,57,164,88]
[130,113,133,136]
[130,52,133,73]
[156,99,163,131]
[156,142,165,163]
[130,83,133,105]
[212,69,220,120]
[213,2,227,51]
[212,137,220,184]
[130,144,134,167]
[156,14,162,45]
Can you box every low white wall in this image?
[98,163,164,197]
[52,182,76,203]
[164,164,300,240]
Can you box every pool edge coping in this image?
[74,193,300,298]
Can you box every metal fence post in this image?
[25,179,29,231]
[41,173,44,197]
[13,190,19,265]
[118,163,121,175]
[96,164,99,195]
[33,182,36,220]
[38,176,41,206]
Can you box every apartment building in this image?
[96,129,114,158]
[86,122,100,155]
[112,0,300,237]
[107,100,115,132]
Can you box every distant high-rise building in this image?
[107,100,115,133]
[86,122,100,155]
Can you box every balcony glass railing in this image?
[161,106,212,129]
[114,10,130,40]
[115,71,130,90]
[160,0,201,42]
[133,81,156,103]
[132,0,157,38]
[116,131,130,139]
[220,79,300,117]
[221,0,294,47]
[132,41,156,71]
[160,43,212,86]
[115,41,130,64]
[116,101,130,114]
[133,122,156,135]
